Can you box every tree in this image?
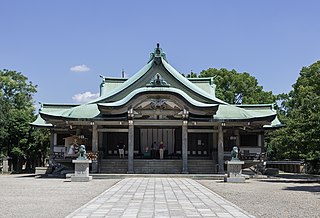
[267,61,320,171]
[195,68,276,104]
[0,69,49,171]
[27,128,50,169]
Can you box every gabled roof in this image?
[98,87,218,109]
[31,44,280,128]
[98,87,219,116]
[30,114,53,127]
[90,45,226,105]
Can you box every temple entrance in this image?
[139,128,176,158]
[188,132,213,159]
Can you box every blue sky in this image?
[1,1,320,106]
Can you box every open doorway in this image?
[139,128,175,156]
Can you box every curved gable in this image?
[98,87,219,117]
[90,45,227,105]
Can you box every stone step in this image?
[90,174,225,180]
[99,159,216,174]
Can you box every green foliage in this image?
[11,147,25,157]
[0,69,49,171]
[0,69,37,109]
[0,70,36,156]
[267,61,320,163]
[27,128,50,168]
[198,68,276,104]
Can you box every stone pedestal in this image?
[35,166,52,175]
[71,159,92,182]
[224,160,245,183]
[2,159,9,173]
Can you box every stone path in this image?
[66,178,254,218]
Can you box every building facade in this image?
[32,45,281,174]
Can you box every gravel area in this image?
[0,174,119,218]
[1,173,319,218]
[198,174,320,218]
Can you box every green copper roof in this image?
[263,116,284,128]
[214,105,252,120]
[188,78,216,97]
[32,45,281,127]
[161,59,225,104]
[98,87,218,108]
[61,104,100,119]
[100,77,128,96]
[30,115,53,127]
[91,46,226,105]
[90,61,154,103]
[214,104,277,122]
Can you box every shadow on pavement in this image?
[10,173,67,180]
[283,185,320,193]
[255,172,320,184]
[15,174,37,178]
[258,179,320,184]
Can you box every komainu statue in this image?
[77,144,87,160]
[230,146,240,161]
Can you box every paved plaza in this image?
[1,174,319,217]
[66,178,253,218]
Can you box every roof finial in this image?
[157,43,160,49]
[121,69,125,78]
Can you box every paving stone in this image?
[66,178,254,218]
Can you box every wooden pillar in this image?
[182,120,188,174]
[218,124,224,172]
[98,132,103,151]
[258,134,262,147]
[127,120,134,173]
[53,133,57,145]
[51,132,57,156]
[92,124,98,152]
[212,127,218,172]
[49,132,57,166]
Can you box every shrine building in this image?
[31,44,281,174]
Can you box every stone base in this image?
[35,166,52,175]
[224,176,245,183]
[72,159,92,182]
[71,175,92,182]
[225,160,245,183]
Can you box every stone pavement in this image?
[66,178,254,218]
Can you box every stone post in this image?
[2,158,9,173]
[127,120,134,173]
[218,124,224,172]
[182,120,188,174]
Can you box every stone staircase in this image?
[99,159,216,174]
[99,159,128,174]
[188,160,217,174]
